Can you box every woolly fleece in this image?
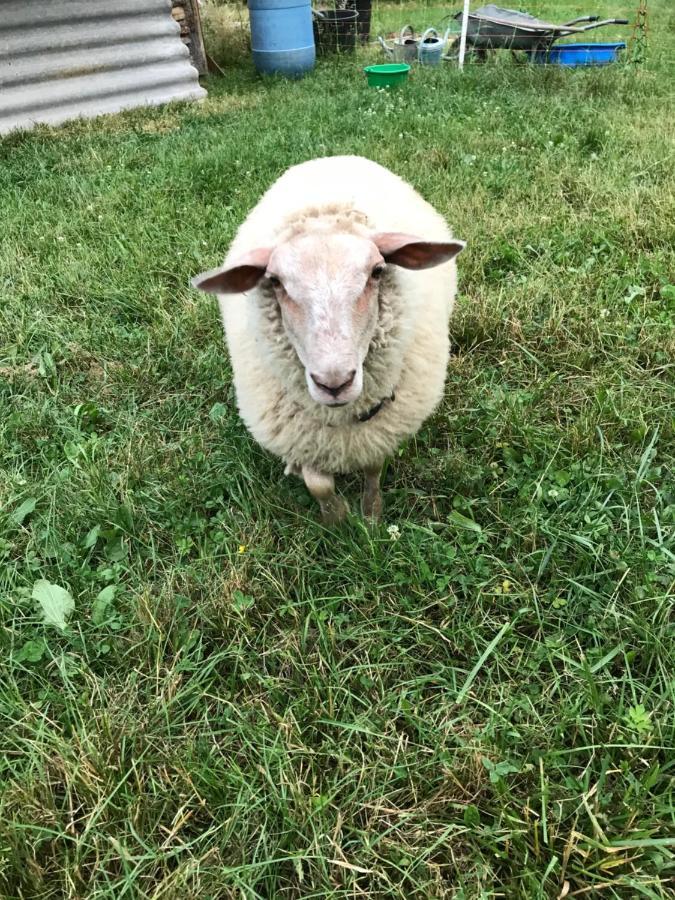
[217,156,459,474]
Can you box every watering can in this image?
[417,27,450,66]
[378,25,419,63]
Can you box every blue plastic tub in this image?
[248,0,315,77]
[532,42,626,67]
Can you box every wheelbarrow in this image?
[452,5,628,62]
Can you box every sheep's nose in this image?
[310,370,356,397]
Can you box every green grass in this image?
[1,2,674,896]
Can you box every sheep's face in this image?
[193,231,465,407]
[264,233,382,406]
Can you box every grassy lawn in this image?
[1,1,674,896]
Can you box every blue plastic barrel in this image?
[248,0,315,77]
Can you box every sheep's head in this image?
[193,232,464,407]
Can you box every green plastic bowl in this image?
[364,63,410,88]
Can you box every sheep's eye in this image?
[371,264,385,280]
[267,274,281,288]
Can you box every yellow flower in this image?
[238,545,247,554]
[502,580,512,594]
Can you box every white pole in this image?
[458,0,471,70]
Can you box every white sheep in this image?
[193,156,464,523]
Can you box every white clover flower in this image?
[387,524,401,541]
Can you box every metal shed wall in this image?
[0,0,206,135]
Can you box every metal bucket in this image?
[417,27,449,66]
[377,25,419,63]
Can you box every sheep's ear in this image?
[372,233,465,270]
[191,247,272,294]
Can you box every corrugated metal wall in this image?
[0,0,206,135]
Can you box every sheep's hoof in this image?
[362,487,383,523]
[320,495,349,526]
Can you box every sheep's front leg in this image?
[302,466,349,525]
[362,465,383,522]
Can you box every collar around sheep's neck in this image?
[357,391,396,423]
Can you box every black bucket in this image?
[313,9,359,55]
[350,0,371,44]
